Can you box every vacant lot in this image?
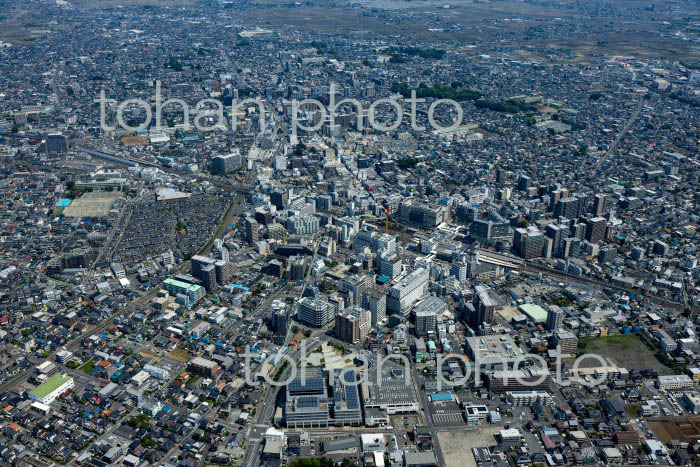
[438,426,500,467]
[649,417,700,444]
[578,334,673,375]
[139,349,163,362]
[63,191,122,217]
[78,358,95,375]
[121,135,149,146]
[168,348,193,363]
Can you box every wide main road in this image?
[241,337,322,467]
[595,94,645,169]
[413,372,447,467]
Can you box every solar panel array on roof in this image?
[297,396,319,408]
[346,384,359,410]
[334,371,360,410]
[289,377,324,394]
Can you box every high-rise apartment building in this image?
[593,193,607,216]
[414,296,446,336]
[555,330,578,355]
[496,168,507,187]
[517,175,531,191]
[298,298,334,327]
[514,227,546,260]
[339,274,372,307]
[472,285,497,327]
[585,217,607,244]
[212,152,242,173]
[46,133,68,155]
[245,217,259,245]
[554,197,582,219]
[286,215,320,235]
[546,308,563,331]
[545,223,570,258]
[200,263,217,292]
[214,260,234,284]
[271,190,289,210]
[335,307,370,344]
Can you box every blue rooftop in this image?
[431,392,454,402]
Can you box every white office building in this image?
[286,215,320,235]
[507,391,553,407]
[29,373,74,405]
[656,374,694,390]
[378,251,402,279]
[143,364,170,380]
[387,267,429,316]
[464,404,489,425]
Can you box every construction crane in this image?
[384,206,391,233]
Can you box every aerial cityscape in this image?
[1,0,700,466]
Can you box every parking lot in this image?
[429,402,466,428]
[644,381,689,416]
[68,369,98,394]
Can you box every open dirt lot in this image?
[63,191,122,217]
[648,417,700,444]
[167,348,193,363]
[438,426,500,467]
[496,305,523,322]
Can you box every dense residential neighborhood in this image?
[1,0,700,466]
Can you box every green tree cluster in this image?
[390,82,480,101]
